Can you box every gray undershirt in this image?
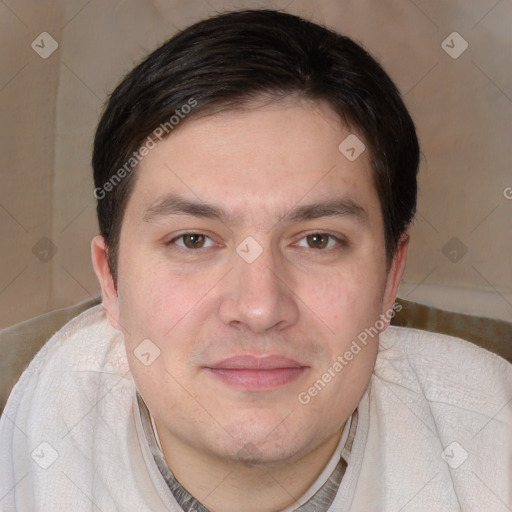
[137,393,357,512]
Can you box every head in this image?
[92,9,418,469]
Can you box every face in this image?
[93,98,406,467]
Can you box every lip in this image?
[206,355,309,390]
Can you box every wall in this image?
[0,0,511,327]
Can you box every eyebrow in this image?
[142,193,368,225]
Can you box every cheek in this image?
[299,258,384,402]
[116,250,219,342]
[117,259,211,420]
[301,258,385,339]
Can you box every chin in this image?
[216,414,317,466]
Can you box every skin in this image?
[92,97,408,512]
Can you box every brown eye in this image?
[182,234,205,248]
[306,233,330,249]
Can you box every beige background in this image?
[0,0,511,329]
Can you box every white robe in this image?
[1,304,511,511]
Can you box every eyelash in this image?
[167,232,348,252]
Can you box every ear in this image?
[91,235,121,330]
[381,233,409,319]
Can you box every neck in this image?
[155,421,346,512]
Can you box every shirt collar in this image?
[137,392,357,512]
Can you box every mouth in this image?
[206,355,309,390]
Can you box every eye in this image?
[295,233,345,250]
[171,233,216,250]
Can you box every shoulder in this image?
[0,307,167,510]
[1,304,132,437]
[375,325,512,412]
[12,303,129,381]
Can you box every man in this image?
[1,9,510,512]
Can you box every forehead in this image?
[126,99,381,227]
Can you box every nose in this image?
[218,245,300,334]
